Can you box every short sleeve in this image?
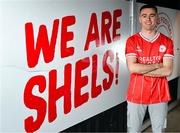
[164,39,174,59]
[125,37,137,57]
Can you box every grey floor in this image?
[144,103,180,132]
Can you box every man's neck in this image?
[140,29,157,40]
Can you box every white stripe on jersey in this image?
[165,77,171,99]
[140,76,144,103]
[164,54,174,58]
[139,32,160,43]
[126,53,137,57]
[158,79,161,102]
[150,77,153,104]
[131,74,137,101]
[151,32,160,43]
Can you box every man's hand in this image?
[144,59,173,77]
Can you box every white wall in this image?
[0,0,131,132]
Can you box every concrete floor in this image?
[144,102,180,132]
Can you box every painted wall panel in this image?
[0,0,130,132]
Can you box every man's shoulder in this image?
[159,32,172,41]
[159,33,174,46]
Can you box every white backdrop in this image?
[0,0,130,132]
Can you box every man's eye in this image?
[150,14,156,17]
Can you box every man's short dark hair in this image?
[140,4,158,13]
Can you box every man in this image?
[125,4,174,133]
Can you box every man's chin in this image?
[144,26,155,31]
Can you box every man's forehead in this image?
[140,12,157,16]
[140,8,157,14]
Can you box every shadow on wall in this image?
[175,11,180,76]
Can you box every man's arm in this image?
[126,56,162,74]
[144,57,173,77]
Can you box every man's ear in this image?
[156,15,160,25]
[139,15,142,24]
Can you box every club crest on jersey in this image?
[159,45,166,52]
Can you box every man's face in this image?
[139,8,158,31]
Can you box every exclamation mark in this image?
[115,53,119,85]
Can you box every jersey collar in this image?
[139,32,160,43]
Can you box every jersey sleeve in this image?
[125,37,137,58]
[164,39,174,59]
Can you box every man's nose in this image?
[147,16,151,20]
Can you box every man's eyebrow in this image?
[150,13,156,15]
[141,13,156,16]
[141,13,147,16]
